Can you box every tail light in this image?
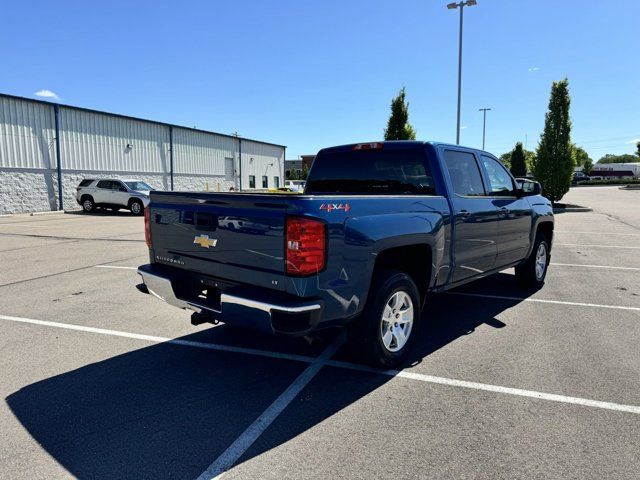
[352,142,383,151]
[144,207,152,248]
[286,216,326,276]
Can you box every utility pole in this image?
[447,0,477,145]
[478,107,491,150]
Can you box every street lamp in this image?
[478,107,491,150]
[447,0,477,145]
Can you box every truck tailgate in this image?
[148,192,288,291]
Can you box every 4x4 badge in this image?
[193,234,218,248]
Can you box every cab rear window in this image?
[79,179,94,187]
[305,149,435,195]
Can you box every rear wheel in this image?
[515,233,550,288]
[348,269,421,368]
[129,199,143,216]
[82,197,95,213]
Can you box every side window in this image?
[262,176,268,188]
[111,181,125,191]
[96,180,112,189]
[481,156,515,196]
[443,150,486,197]
[249,175,256,189]
[274,177,280,188]
[79,179,93,187]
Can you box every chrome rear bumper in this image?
[137,265,322,334]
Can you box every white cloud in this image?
[625,138,640,144]
[528,67,540,72]
[34,89,59,100]
[461,125,468,130]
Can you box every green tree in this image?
[582,158,594,174]
[596,153,639,164]
[499,152,511,169]
[500,147,535,171]
[523,149,536,171]
[533,78,574,204]
[301,163,310,180]
[509,142,528,177]
[572,145,591,167]
[636,142,640,158]
[384,87,416,140]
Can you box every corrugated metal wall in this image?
[1,95,284,180]
[60,108,169,173]
[173,127,236,176]
[242,139,285,189]
[0,96,56,169]
[0,93,285,212]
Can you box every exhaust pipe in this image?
[191,311,220,326]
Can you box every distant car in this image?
[284,180,306,192]
[572,172,590,185]
[218,216,270,234]
[76,179,153,215]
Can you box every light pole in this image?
[479,107,491,150]
[447,0,477,145]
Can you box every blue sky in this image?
[1,0,638,160]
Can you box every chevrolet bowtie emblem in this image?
[193,234,218,248]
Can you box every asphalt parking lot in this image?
[1,186,639,480]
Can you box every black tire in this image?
[129,199,144,216]
[348,269,421,368]
[515,233,550,288]
[81,196,95,213]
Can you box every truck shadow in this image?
[6,273,530,479]
[64,209,137,217]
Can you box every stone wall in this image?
[0,169,60,214]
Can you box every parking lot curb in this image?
[553,206,593,213]
[29,210,65,216]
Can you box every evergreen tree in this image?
[509,142,528,177]
[384,87,416,140]
[636,141,640,158]
[533,79,574,204]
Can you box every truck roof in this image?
[318,140,492,155]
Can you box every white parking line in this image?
[0,314,317,364]
[197,335,345,480]
[556,231,640,236]
[1,314,639,417]
[325,360,640,415]
[447,292,640,312]
[94,265,138,270]
[551,263,640,271]
[556,243,640,250]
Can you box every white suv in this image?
[76,179,152,215]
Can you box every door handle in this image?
[459,209,470,219]
[499,207,509,218]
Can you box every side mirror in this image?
[517,180,541,196]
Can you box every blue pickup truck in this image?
[137,141,553,367]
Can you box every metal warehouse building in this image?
[0,94,285,215]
